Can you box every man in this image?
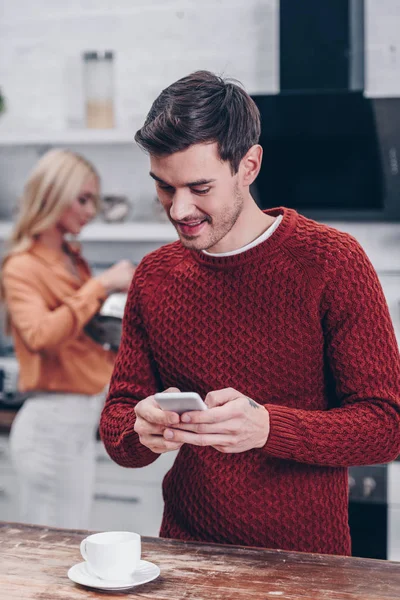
[100,70,400,555]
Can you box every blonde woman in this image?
[1,149,135,529]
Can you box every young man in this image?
[100,71,400,555]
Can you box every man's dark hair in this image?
[135,70,261,174]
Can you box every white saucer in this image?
[68,559,160,591]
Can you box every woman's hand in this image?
[97,260,135,293]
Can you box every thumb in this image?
[204,387,241,408]
[163,387,181,393]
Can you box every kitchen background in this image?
[0,0,400,562]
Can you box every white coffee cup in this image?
[80,531,141,581]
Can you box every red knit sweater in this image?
[100,207,400,555]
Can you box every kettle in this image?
[85,293,127,351]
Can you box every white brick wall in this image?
[0,0,279,130]
[0,0,279,218]
[1,1,400,218]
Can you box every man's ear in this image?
[238,145,263,187]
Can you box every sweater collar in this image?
[189,207,298,269]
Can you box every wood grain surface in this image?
[1,521,400,599]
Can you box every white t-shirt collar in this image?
[202,214,283,258]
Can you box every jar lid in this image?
[83,51,114,60]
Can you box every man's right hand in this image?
[134,388,183,454]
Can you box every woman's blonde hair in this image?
[3,148,100,262]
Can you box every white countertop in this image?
[0,219,399,271]
[0,220,178,243]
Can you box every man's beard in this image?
[178,182,244,251]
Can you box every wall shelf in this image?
[0,221,178,243]
[0,128,141,146]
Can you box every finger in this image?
[140,434,183,453]
[152,387,182,424]
[172,420,239,435]
[152,440,184,453]
[181,401,240,425]
[134,419,167,436]
[163,428,232,447]
[135,402,179,426]
[204,388,242,409]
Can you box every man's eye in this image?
[158,184,174,192]
[192,188,210,195]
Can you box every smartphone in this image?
[154,392,208,415]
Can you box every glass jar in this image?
[83,51,115,129]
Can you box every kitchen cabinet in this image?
[0,431,176,535]
[388,461,400,561]
[90,442,177,536]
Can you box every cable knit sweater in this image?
[100,207,400,555]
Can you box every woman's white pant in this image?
[9,391,106,529]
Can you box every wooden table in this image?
[1,522,400,599]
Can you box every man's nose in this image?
[169,190,194,222]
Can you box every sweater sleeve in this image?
[3,264,107,352]
[264,239,400,467]
[99,271,160,469]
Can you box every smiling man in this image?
[100,71,400,556]
[148,143,276,252]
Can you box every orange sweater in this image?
[2,240,115,395]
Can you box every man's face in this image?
[149,143,245,251]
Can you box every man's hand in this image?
[134,388,184,454]
[163,388,270,453]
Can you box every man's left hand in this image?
[163,388,270,453]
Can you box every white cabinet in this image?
[90,442,177,536]
[387,462,400,561]
[388,507,400,562]
[91,480,163,535]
